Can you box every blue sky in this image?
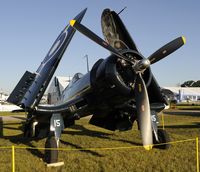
[0,1,199,93]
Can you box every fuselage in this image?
[28,8,167,129]
[37,49,167,123]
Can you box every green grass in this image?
[173,106,200,110]
[0,112,25,116]
[170,102,200,110]
[0,111,200,172]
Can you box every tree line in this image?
[181,80,200,87]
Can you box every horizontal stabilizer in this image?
[7,71,36,105]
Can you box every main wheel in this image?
[44,134,58,163]
[23,121,33,138]
[153,129,170,149]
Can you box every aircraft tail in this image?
[47,77,62,104]
[7,8,87,109]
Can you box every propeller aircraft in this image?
[7,8,186,164]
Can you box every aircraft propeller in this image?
[70,19,186,150]
[69,20,133,64]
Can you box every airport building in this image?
[0,91,8,102]
[0,91,22,111]
[164,87,200,102]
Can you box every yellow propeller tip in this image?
[70,20,76,27]
[144,145,153,151]
[182,36,186,44]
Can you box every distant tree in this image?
[181,80,195,87]
[192,80,200,87]
[180,80,200,87]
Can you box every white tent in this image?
[164,87,200,102]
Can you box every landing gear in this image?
[151,111,170,149]
[44,132,58,164]
[44,113,64,164]
[153,129,170,149]
[24,118,39,138]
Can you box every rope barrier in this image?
[12,145,15,172]
[196,137,199,172]
[0,138,197,151]
[0,137,199,172]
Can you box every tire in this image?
[23,122,33,138]
[44,135,58,163]
[153,129,170,149]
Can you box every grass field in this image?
[0,110,200,172]
[0,112,25,116]
[170,102,200,110]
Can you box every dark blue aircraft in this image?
[7,8,185,164]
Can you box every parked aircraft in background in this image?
[7,8,185,164]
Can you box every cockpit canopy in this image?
[71,73,83,83]
[67,73,83,88]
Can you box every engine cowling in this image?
[92,50,152,97]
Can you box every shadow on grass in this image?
[0,119,142,161]
[113,138,141,146]
[163,110,200,117]
[11,116,26,120]
[164,122,200,129]
[64,124,141,146]
[4,135,44,159]
[0,120,44,160]
[63,124,113,139]
[60,139,104,157]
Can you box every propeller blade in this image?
[135,73,153,150]
[148,36,186,64]
[70,20,132,63]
